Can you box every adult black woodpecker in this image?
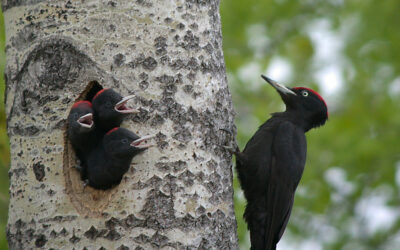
[91,88,140,134]
[86,127,155,190]
[67,100,95,179]
[232,75,328,250]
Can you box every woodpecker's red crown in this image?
[293,87,328,117]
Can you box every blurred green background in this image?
[1,0,400,249]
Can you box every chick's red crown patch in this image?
[72,100,92,109]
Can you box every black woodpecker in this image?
[67,100,95,179]
[86,127,155,190]
[232,75,328,250]
[92,88,139,134]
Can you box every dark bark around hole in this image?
[73,80,103,102]
[82,81,103,102]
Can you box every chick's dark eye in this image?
[121,139,128,144]
[72,113,79,120]
[106,102,112,108]
[302,91,308,97]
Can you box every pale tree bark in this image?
[3,0,238,249]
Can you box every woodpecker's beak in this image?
[261,75,296,96]
[77,113,94,129]
[131,134,156,149]
[115,95,140,114]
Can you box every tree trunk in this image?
[3,0,238,249]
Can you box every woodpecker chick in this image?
[67,101,95,178]
[86,127,155,190]
[92,88,140,133]
[232,75,328,250]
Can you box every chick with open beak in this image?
[86,127,156,190]
[67,101,96,179]
[92,88,140,133]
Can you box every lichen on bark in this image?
[4,0,238,249]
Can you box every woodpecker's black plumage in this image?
[86,127,154,190]
[92,88,139,134]
[67,100,95,178]
[233,75,328,250]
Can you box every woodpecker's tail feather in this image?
[249,223,277,250]
[248,218,266,250]
[248,180,294,250]
[246,206,277,250]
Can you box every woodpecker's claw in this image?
[219,128,233,136]
[131,134,157,148]
[72,165,83,171]
[83,179,89,188]
[217,129,240,155]
[223,144,241,155]
[115,95,140,114]
[223,145,235,152]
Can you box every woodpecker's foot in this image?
[72,159,83,171]
[214,140,240,155]
[223,144,241,155]
[223,145,236,153]
[216,128,240,155]
[219,128,233,136]
[83,179,89,188]
[72,164,83,172]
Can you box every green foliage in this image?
[221,0,400,249]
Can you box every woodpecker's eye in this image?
[106,102,112,108]
[302,91,308,97]
[72,113,79,120]
[121,138,128,144]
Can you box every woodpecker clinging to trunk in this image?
[67,100,95,179]
[92,88,140,134]
[230,75,328,250]
[86,127,155,190]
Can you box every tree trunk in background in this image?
[3,0,238,249]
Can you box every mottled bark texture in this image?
[3,0,238,249]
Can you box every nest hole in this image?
[82,81,103,102]
[63,81,119,217]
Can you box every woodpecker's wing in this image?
[236,119,277,201]
[236,119,278,250]
[264,121,307,248]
